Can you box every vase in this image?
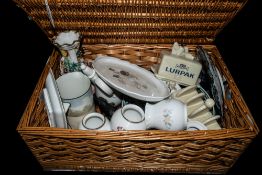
[53,31,82,73]
[145,99,187,130]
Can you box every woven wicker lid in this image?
[14,0,248,44]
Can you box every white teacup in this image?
[56,72,95,117]
[111,104,146,131]
[67,114,85,129]
[79,113,111,131]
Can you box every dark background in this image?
[2,0,261,174]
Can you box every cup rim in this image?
[56,72,92,100]
[82,113,106,130]
[121,104,145,123]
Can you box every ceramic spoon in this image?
[81,63,113,96]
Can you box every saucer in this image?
[187,120,207,131]
[44,70,68,128]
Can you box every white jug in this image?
[145,99,187,131]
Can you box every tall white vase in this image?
[145,99,187,131]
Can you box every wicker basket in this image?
[15,0,259,174]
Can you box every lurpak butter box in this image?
[156,53,202,86]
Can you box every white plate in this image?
[45,69,68,128]
[215,67,225,98]
[42,88,56,127]
[93,56,170,102]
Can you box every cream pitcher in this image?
[145,99,187,131]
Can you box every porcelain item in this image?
[187,120,208,131]
[79,113,111,131]
[43,88,56,127]
[120,96,146,110]
[145,99,187,130]
[171,42,185,56]
[188,103,214,123]
[67,114,85,129]
[54,31,81,63]
[188,104,216,121]
[186,93,205,114]
[189,107,221,130]
[172,85,215,116]
[196,46,223,116]
[204,98,215,109]
[95,87,121,107]
[187,115,221,131]
[81,63,113,96]
[188,104,208,118]
[171,42,194,60]
[203,115,221,130]
[172,85,198,102]
[56,72,95,117]
[215,67,226,98]
[186,96,216,118]
[60,56,81,74]
[93,56,170,102]
[44,70,68,128]
[111,104,146,131]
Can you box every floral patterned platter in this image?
[93,56,170,102]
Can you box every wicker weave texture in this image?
[14,0,248,44]
[17,44,258,173]
[22,133,251,173]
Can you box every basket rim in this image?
[17,126,257,141]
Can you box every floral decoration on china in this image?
[163,109,173,129]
